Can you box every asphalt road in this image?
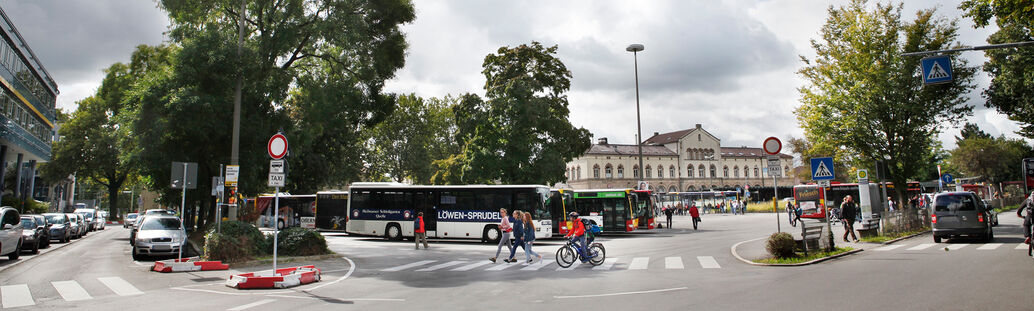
[1,212,1031,310]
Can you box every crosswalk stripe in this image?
[946,244,968,250]
[874,244,904,251]
[486,262,520,271]
[416,261,467,272]
[1017,243,1028,250]
[591,258,619,270]
[52,280,92,302]
[977,243,1002,250]
[451,261,492,271]
[665,257,684,269]
[382,260,436,271]
[227,299,276,311]
[1,284,35,308]
[98,277,143,296]
[907,243,936,251]
[628,257,649,270]
[557,261,582,271]
[520,260,554,271]
[697,256,721,269]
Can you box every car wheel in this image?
[131,248,143,261]
[933,236,941,243]
[385,224,402,241]
[31,240,39,254]
[8,240,21,260]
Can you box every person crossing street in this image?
[414,212,428,249]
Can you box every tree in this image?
[367,94,458,183]
[961,0,1034,138]
[950,136,1030,185]
[955,122,992,143]
[443,42,592,185]
[797,0,976,218]
[786,136,852,182]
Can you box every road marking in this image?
[520,260,554,271]
[946,244,968,250]
[874,245,905,251]
[52,280,92,302]
[415,261,467,272]
[305,256,356,292]
[485,262,519,271]
[665,257,684,269]
[451,261,492,271]
[227,298,276,311]
[697,256,721,269]
[591,258,619,270]
[628,257,649,270]
[98,276,143,296]
[556,261,582,271]
[1,284,35,308]
[1017,244,1028,250]
[382,260,435,272]
[555,287,688,299]
[907,243,936,251]
[977,243,1002,250]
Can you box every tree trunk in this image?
[106,181,123,221]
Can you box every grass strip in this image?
[859,228,929,243]
[755,247,854,264]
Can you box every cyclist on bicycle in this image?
[564,212,589,262]
[1018,191,1034,244]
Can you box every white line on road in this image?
[628,257,649,270]
[555,287,688,299]
[977,243,1002,250]
[556,261,582,271]
[52,280,93,302]
[227,299,276,311]
[591,258,618,270]
[697,256,721,269]
[874,245,905,251]
[520,260,554,271]
[907,243,936,251]
[452,261,492,271]
[486,262,519,271]
[1,284,35,308]
[382,260,435,272]
[304,257,356,292]
[946,244,968,250]
[1017,244,1028,250]
[665,257,684,269]
[98,276,143,296]
[264,294,405,302]
[416,261,467,272]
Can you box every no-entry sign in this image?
[268,133,288,159]
[763,137,781,155]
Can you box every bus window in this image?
[441,191,477,211]
[476,190,512,214]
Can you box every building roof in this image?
[643,129,692,145]
[585,144,677,156]
[720,147,792,158]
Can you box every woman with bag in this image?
[505,210,526,263]
[489,208,512,263]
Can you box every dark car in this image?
[29,214,50,248]
[932,191,994,243]
[42,213,71,243]
[19,216,44,253]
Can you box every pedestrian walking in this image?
[414,212,428,249]
[841,195,859,243]
[522,212,541,264]
[489,208,512,263]
[887,197,896,212]
[664,206,674,228]
[689,203,700,229]
[506,210,526,263]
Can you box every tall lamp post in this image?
[627,44,645,189]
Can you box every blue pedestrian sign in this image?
[921,55,953,85]
[810,157,835,181]
[942,173,954,185]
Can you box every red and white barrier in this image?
[225,265,321,289]
[152,257,229,273]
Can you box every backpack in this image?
[580,218,601,235]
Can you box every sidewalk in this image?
[734,220,885,261]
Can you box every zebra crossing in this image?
[872,242,1029,253]
[0,276,143,308]
[379,256,722,273]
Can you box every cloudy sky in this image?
[3,0,1020,152]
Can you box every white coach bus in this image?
[345,183,553,242]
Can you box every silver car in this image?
[0,207,23,260]
[131,216,186,260]
[932,191,994,243]
[65,213,82,239]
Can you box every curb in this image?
[880,230,931,245]
[228,253,341,268]
[730,236,863,267]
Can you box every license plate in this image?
[153,245,170,251]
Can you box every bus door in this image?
[417,191,437,235]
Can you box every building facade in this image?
[563,124,794,193]
[0,6,59,206]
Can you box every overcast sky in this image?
[3,0,1020,151]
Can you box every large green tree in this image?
[950,135,1030,185]
[438,42,592,185]
[961,0,1034,138]
[367,94,458,183]
[797,0,976,213]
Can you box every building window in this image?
[734,166,739,178]
[754,167,759,177]
[617,165,624,178]
[687,165,694,178]
[710,165,716,178]
[577,167,581,180]
[699,164,706,178]
[723,166,729,178]
[669,165,676,178]
[785,166,789,174]
[698,134,701,141]
[657,166,663,178]
[605,164,613,179]
[646,165,652,178]
[593,165,601,179]
[633,165,639,178]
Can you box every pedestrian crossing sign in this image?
[921,55,953,85]
[810,157,835,181]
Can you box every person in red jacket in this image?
[564,212,589,262]
[689,204,701,229]
[414,212,428,249]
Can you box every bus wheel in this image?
[483,226,501,244]
[385,224,402,241]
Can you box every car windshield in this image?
[127,214,138,219]
[140,218,181,230]
[20,218,34,229]
[78,212,93,220]
[45,215,65,224]
[935,195,976,212]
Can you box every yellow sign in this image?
[857,169,869,182]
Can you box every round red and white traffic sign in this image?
[763,137,781,155]
[268,133,288,159]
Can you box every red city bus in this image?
[794,182,923,220]
[793,185,827,219]
[631,190,657,230]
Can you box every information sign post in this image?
[763,137,782,232]
[267,133,288,272]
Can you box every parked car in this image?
[96,212,106,230]
[0,207,23,260]
[19,216,44,253]
[65,213,82,239]
[29,215,50,248]
[131,216,186,260]
[74,208,98,231]
[124,213,139,228]
[43,213,71,243]
[129,215,149,246]
[76,214,89,237]
[932,191,994,243]
[144,209,176,216]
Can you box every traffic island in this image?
[152,257,230,273]
[225,265,321,289]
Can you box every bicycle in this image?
[556,236,606,268]
[827,207,841,225]
[787,206,800,227]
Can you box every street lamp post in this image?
[627,44,645,189]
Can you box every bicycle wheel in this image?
[588,243,606,266]
[788,211,796,227]
[556,245,576,268]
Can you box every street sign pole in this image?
[763,137,782,233]
[273,186,279,272]
[266,132,289,273]
[179,162,187,261]
[774,173,779,233]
